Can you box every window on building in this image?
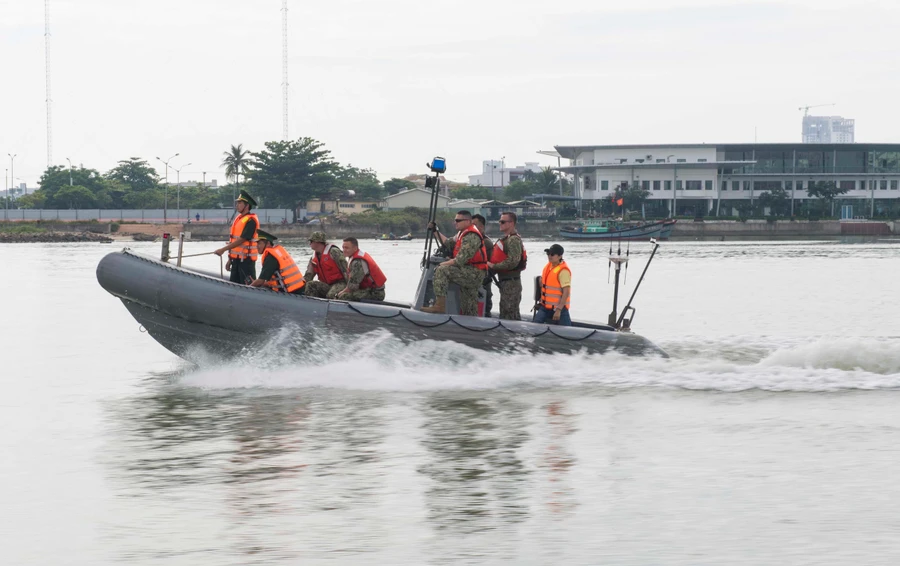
[721,181,727,191]
[686,180,702,191]
[642,180,650,191]
[676,180,683,190]
[785,181,793,191]
[653,180,661,191]
[340,203,355,208]
[839,180,855,192]
[732,180,740,191]
[892,180,899,190]
[664,180,672,190]
[601,180,609,191]
[656,159,665,163]
[704,180,713,190]
[698,158,708,163]
[796,180,803,191]
[880,180,888,190]
[676,158,687,163]
[743,181,750,191]
[362,204,377,209]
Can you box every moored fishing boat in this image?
[559,218,676,240]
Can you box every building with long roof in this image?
[550,143,900,218]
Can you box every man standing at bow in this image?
[214,190,259,284]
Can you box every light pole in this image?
[155,153,179,223]
[66,157,73,186]
[666,154,676,218]
[171,162,191,212]
[7,154,17,221]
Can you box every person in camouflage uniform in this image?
[303,231,348,298]
[334,237,387,302]
[422,210,487,316]
[472,214,494,317]
[487,211,526,320]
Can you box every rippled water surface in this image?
[2,238,900,565]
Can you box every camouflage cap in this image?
[308,231,327,243]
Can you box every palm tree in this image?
[221,144,251,200]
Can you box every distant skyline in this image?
[3,0,899,188]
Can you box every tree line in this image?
[14,137,434,210]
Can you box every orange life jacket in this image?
[311,244,345,284]
[228,212,259,261]
[541,260,571,309]
[261,245,305,293]
[452,225,488,271]
[489,233,527,274]
[347,250,387,289]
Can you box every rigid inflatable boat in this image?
[96,248,667,361]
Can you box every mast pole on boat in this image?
[615,238,661,330]
[421,157,446,267]
[607,239,628,326]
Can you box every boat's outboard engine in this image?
[413,254,487,316]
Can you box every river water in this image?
[2,238,899,565]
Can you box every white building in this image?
[802,115,855,143]
[468,160,542,188]
[553,143,900,218]
[382,188,450,211]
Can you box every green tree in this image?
[383,178,416,195]
[613,183,651,216]
[525,166,565,194]
[221,144,251,189]
[757,187,791,217]
[452,185,492,200]
[246,137,340,208]
[106,158,159,192]
[54,185,97,208]
[806,181,849,217]
[502,180,539,202]
[334,165,384,200]
[37,165,106,203]
[17,191,47,209]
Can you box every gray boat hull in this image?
[559,219,676,240]
[96,249,667,362]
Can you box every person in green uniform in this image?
[336,237,387,302]
[472,214,494,317]
[303,231,348,298]
[249,230,306,294]
[421,210,487,316]
[487,211,526,320]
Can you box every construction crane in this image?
[799,103,835,117]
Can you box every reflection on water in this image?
[418,394,531,534]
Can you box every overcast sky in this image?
[2,0,898,187]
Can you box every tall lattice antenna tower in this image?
[45,0,53,165]
[281,0,289,140]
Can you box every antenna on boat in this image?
[421,156,446,268]
[623,240,631,284]
[615,238,661,331]
[607,239,628,327]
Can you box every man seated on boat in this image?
[214,190,259,284]
[421,210,487,316]
[303,231,348,298]
[533,244,572,326]
[249,230,306,294]
[335,237,386,302]
[471,214,494,317]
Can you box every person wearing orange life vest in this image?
[335,237,387,302]
[533,243,572,326]
[249,229,306,294]
[303,231,348,298]
[487,211,527,320]
[421,210,487,316]
[214,190,259,284]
